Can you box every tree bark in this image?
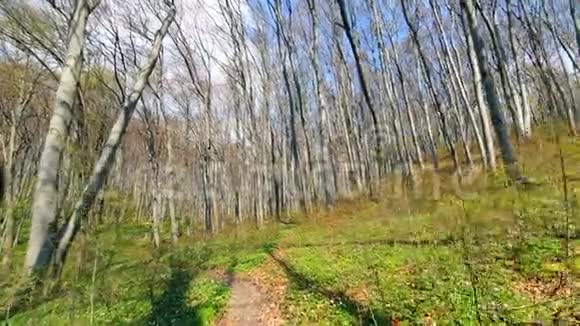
[52,5,176,274]
[506,0,531,138]
[336,0,384,177]
[571,0,580,57]
[401,0,460,171]
[460,0,520,179]
[25,0,94,274]
[307,0,335,207]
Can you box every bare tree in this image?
[25,0,100,274]
[572,0,580,56]
[336,0,384,177]
[460,0,520,179]
[401,0,460,171]
[53,3,176,274]
[0,0,574,281]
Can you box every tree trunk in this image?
[307,0,335,207]
[388,32,423,172]
[1,102,19,268]
[52,6,176,275]
[506,0,531,138]
[401,0,459,171]
[572,0,580,57]
[167,136,179,245]
[431,0,486,168]
[415,60,438,169]
[460,0,520,179]
[336,0,384,177]
[477,5,524,139]
[25,0,93,274]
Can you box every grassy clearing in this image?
[1,132,578,325]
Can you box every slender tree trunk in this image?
[431,0,486,167]
[460,5,497,170]
[478,6,524,139]
[1,105,19,268]
[151,178,162,248]
[1,207,14,268]
[572,0,580,56]
[25,0,93,274]
[336,0,384,177]
[507,0,531,138]
[460,0,520,180]
[520,83,533,136]
[368,0,404,173]
[167,136,178,245]
[0,164,4,206]
[416,60,438,169]
[388,33,423,171]
[401,0,459,171]
[307,0,335,207]
[52,6,176,274]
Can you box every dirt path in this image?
[217,274,283,326]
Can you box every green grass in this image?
[1,222,281,325]
[276,219,569,324]
[268,134,579,325]
[1,132,578,325]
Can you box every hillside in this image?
[2,132,578,325]
[1,0,580,324]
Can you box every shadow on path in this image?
[269,252,392,326]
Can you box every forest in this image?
[0,0,578,324]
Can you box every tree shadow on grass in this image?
[269,253,393,326]
[146,262,200,326]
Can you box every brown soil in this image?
[216,272,283,326]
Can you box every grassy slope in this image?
[1,132,578,325]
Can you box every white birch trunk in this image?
[25,0,93,273]
[52,6,176,273]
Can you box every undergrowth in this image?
[1,132,578,325]
[1,222,280,325]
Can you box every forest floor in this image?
[212,268,283,325]
[1,130,579,325]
